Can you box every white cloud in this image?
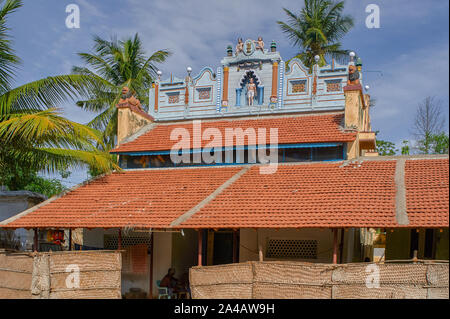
[76,0,107,19]
[125,0,297,76]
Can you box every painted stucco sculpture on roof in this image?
[148,37,353,121]
[347,64,360,86]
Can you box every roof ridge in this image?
[170,166,251,227]
[394,158,409,225]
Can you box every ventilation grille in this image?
[104,235,151,250]
[266,239,318,259]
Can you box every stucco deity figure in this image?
[247,78,257,106]
[347,64,360,86]
[255,37,264,52]
[235,38,244,55]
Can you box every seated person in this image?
[160,268,179,297]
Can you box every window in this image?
[167,92,180,104]
[326,80,342,92]
[266,239,318,259]
[313,146,343,161]
[104,234,151,250]
[290,80,306,93]
[284,148,311,162]
[118,145,344,170]
[197,88,211,100]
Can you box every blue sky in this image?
[7,0,450,186]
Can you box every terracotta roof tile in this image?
[1,167,241,229]
[111,113,355,153]
[404,159,449,227]
[180,161,399,228]
[1,157,448,229]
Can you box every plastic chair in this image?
[156,280,171,299]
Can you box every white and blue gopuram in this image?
[149,38,349,121]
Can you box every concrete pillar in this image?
[154,82,159,112]
[346,228,355,263]
[271,62,278,100]
[222,66,229,106]
[332,229,338,264]
[184,83,189,105]
[343,85,363,130]
[197,230,203,266]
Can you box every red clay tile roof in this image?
[111,113,356,153]
[179,161,399,228]
[1,167,242,229]
[405,159,449,227]
[1,156,447,230]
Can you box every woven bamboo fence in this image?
[0,250,33,298]
[0,250,122,299]
[189,261,449,299]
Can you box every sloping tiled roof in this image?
[405,159,449,227]
[1,156,447,229]
[111,113,356,153]
[179,161,398,228]
[0,167,242,229]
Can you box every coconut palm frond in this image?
[277,0,354,70]
[73,33,170,148]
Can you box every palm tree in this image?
[72,34,171,149]
[277,0,354,71]
[0,0,118,188]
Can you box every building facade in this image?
[1,38,448,298]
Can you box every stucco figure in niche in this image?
[247,78,257,106]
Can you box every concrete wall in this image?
[117,107,152,145]
[0,195,42,249]
[81,228,175,297]
[152,232,172,296]
[171,229,198,279]
[239,228,335,263]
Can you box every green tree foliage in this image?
[0,0,119,190]
[73,34,171,149]
[427,133,449,154]
[277,0,354,71]
[400,140,410,155]
[0,163,66,198]
[376,139,397,156]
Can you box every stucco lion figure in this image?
[347,65,360,86]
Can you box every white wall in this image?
[239,228,336,263]
[152,231,173,296]
[171,229,198,278]
[0,197,40,250]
